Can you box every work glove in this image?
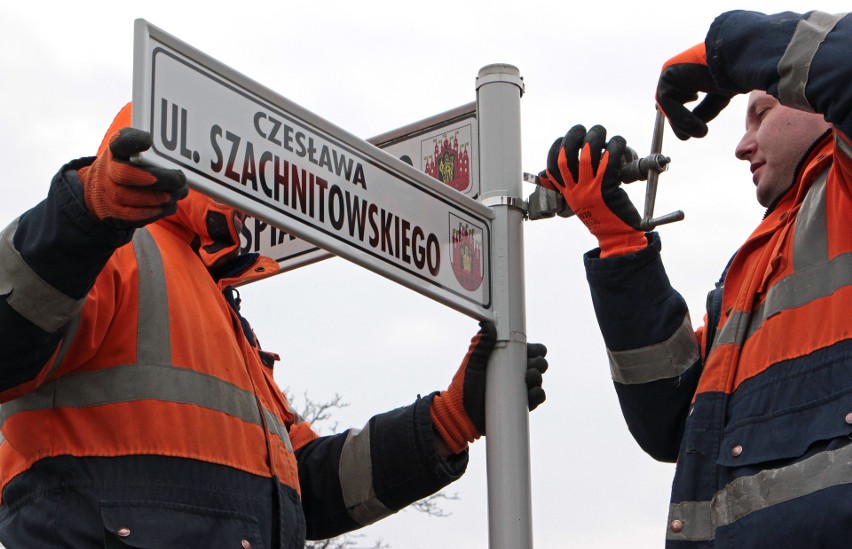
[430,321,549,455]
[77,128,188,229]
[656,42,735,140]
[539,124,647,258]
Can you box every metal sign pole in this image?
[476,64,532,549]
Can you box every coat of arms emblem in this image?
[449,216,483,291]
[426,132,471,193]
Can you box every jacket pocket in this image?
[101,500,264,549]
[718,354,852,468]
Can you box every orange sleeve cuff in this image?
[599,232,649,258]
[430,394,477,455]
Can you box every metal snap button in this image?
[670,519,684,533]
[117,528,131,537]
[731,445,743,457]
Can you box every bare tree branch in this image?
[285,390,349,435]
[305,533,389,549]
[407,491,459,518]
[287,390,457,548]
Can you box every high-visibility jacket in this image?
[0,105,466,547]
[1,217,303,485]
[584,10,852,547]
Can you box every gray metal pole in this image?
[476,64,532,549]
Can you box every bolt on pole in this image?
[476,63,533,549]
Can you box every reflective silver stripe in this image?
[750,251,852,336]
[607,315,699,384]
[263,408,294,453]
[132,230,171,366]
[793,170,828,269]
[291,410,307,425]
[777,12,847,111]
[668,442,852,541]
[708,310,751,354]
[1,364,258,425]
[711,171,846,351]
[45,313,83,378]
[668,500,713,542]
[0,218,86,333]
[0,363,291,450]
[338,426,393,526]
[837,133,852,159]
[0,228,293,454]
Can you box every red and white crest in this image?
[425,131,471,193]
[449,215,484,291]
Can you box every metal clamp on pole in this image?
[631,108,684,230]
[525,174,572,220]
[525,108,685,229]
[481,195,528,212]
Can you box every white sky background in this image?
[1,1,846,547]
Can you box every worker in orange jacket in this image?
[0,103,548,547]
[538,8,851,547]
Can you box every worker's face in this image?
[735,91,831,207]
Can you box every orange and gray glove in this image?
[539,124,646,258]
[430,321,548,455]
[656,42,735,140]
[77,127,188,229]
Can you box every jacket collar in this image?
[764,129,834,217]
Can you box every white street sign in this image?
[240,102,479,275]
[132,20,493,319]
[238,218,333,274]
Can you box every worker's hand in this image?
[430,321,548,455]
[525,342,548,412]
[77,128,188,229]
[539,124,647,258]
[656,43,735,140]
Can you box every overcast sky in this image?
[2,2,847,547]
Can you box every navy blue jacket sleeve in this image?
[294,393,467,540]
[706,10,852,137]
[585,233,702,462]
[0,159,133,394]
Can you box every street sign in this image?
[371,102,479,200]
[132,19,493,319]
[240,102,479,275]
[239,218,333,274]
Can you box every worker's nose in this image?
[735,131,756,161]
